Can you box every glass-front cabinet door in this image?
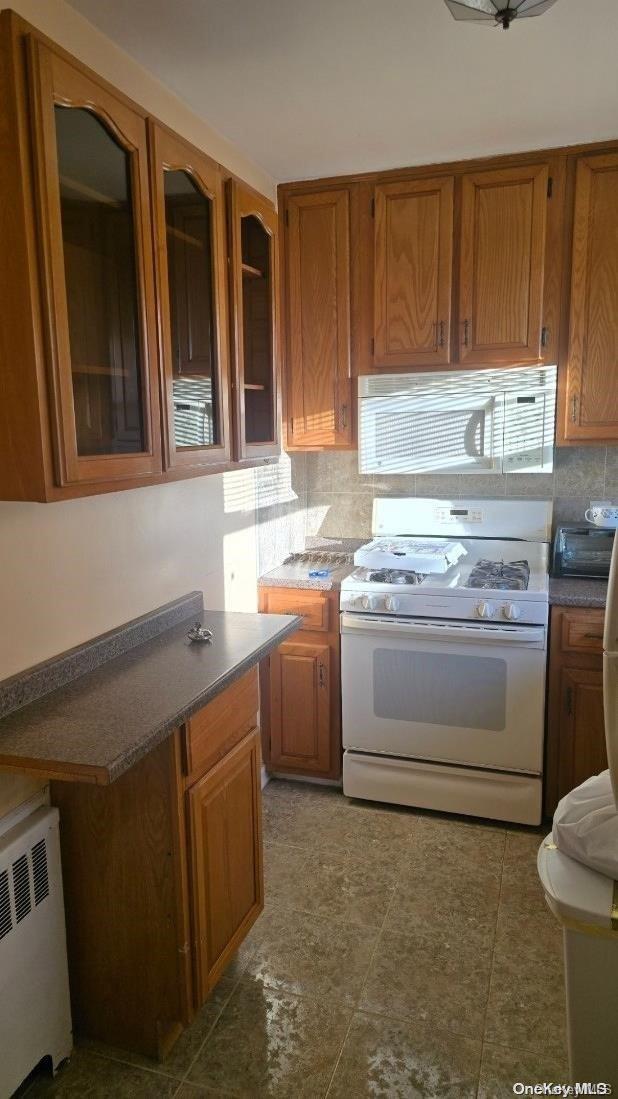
[149,123,231,470]
[227,181,279,460]
[28,39,162,486]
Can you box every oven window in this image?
[373,649,506,731]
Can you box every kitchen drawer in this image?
[560,609,605,653]
[262,589,330,632]
[184,668,259,780]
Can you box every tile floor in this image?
[18,780,568,1098]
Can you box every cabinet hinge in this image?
[370,197,375,218]
[547,176,553,199]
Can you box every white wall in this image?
[0,0,277,814]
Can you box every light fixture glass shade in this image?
[444,0,559,29]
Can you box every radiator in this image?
[0,805,72,1096]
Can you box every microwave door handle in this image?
[340,614,544,645]
[464,409,484,458]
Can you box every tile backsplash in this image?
[304,447,616,542]
[254,447,616,572]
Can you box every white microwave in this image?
[358,365,556,477]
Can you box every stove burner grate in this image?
[466,559,530,591]
[366,568,425,585]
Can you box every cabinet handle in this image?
[565,686,573,716]
[435,320,445,348]
[571,394,579,423]
[318,663,327,689]
[541,325,550,348]
[584,633,603,641]
[462,319,469,347]
[339,404,348,431]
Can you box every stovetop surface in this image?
[343,538,549,600]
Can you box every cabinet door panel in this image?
[374,177,453,368]
[28,38,162,486]
[149,122,231,471]
[188,730,263,1004]
[286,190,352,448]
[459,164,548,364]
[269,641,331,773]
[563,153,618,441]
[227,181,279,459]
[558,666,606,798]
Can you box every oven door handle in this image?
[340,613,545,645]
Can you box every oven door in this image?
[341,614,546,773]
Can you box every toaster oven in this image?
[552,525,615,579]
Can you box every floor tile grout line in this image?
[176,963,250,1088]
[322,850,401,1098]
[476,830,509,1098]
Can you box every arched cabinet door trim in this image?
[226,179,280,461]
[27,36,162,487]
[148,120,231,471]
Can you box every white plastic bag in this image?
[553,769,618,879]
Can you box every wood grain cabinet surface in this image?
[0,11,279,501]
[284,189,353,449]
[545,605,607,815]
[149,121,232,472]
[227,180,280,460]
[458,164,549,366]
[50,670,263,1058]
[259,587,341,779]
[373,176,454,369]
[560,152,618,443]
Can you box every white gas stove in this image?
[340,498,552,826]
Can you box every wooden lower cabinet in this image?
[259,586,341,780]
[51,670,263,1059]
[188,729,263,1003]
[545,605,607,815]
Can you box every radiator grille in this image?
[32,839,49,906]
[0,869,11,939]
[0,832,52,941]
[12,854,31,923]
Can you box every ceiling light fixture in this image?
[444,0,559,30]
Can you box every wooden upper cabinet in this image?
[458,164,549,365]
[373,177,454,369]
[562,153,618,442]
[149,122,231,471]
[285,189,352,448]
[28,38,162,487]
[227,181,280,460]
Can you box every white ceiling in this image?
[66,0,618,182]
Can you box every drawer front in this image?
[264,589,330,632]
[185,667,259,780]
[560,609,605,653]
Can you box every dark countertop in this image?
[0,608,300,784]
[549,577,607,608]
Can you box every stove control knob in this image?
[476,601,496,619]
[384,595,399,613]
[502,602,522,621]
[361,594,376,611]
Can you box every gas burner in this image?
[466,559,530,592]
[366,568,425,585]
